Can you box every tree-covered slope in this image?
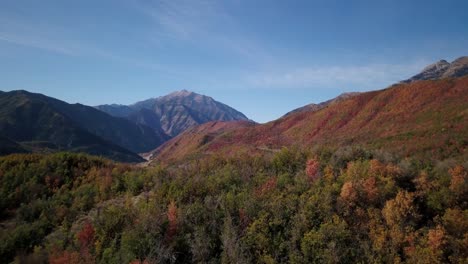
[0,90,171,153]
[153,77,468,163]
[0,136,28,155]
[0,149,466,263]
[6,90,167,153]
[0,91,147,162]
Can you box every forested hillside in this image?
[0,90,166,162]
[1,149,466,263]
[153,77,468,164]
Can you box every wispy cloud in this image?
[0,16,81,56]
[0,32,77,56]
[0,13,174,73]
[246,61,429,90]
[133,0,430,91]
[134,0,274,63]
[138,0,230,39]
[0,3,434,93]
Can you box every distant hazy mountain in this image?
[0,90,169,162]
[402,56,468,83]
[96,90,249,137]
[94,104,133,118]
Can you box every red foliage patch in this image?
[306,158,320,182]
[255,177,277,197]
[49,250,81,264]
[239,208,250,231]
[77,222,95,250]
[166,201,178,241]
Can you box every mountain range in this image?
[401,56,468,83]
[151,57,468,163]
[0,90,249,162]
[0,56,467,163]
[96,90,249,137]
[0,90,163,162]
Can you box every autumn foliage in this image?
[154,77,468,164]
[77,222,95,250]
[166,201,178,241]
[305,158,320,181]
[0,148,467,263]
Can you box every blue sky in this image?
[0,0,467,122]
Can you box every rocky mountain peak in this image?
[402,56,468,83]
[166,89,194,98]
[442,56,468,78]
[421,59,450,72]
[96,90,248,138]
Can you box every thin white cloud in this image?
[134,0,274,63]
[0,32,77,55]
[0,14,175,73]
[0,3,435,93]
[0,16,81,56]
[134,1,431,91]
[138,0,229,39]
[246,61,430,90]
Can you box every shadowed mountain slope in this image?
[0,90,168,162]
[0,136,28,155]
